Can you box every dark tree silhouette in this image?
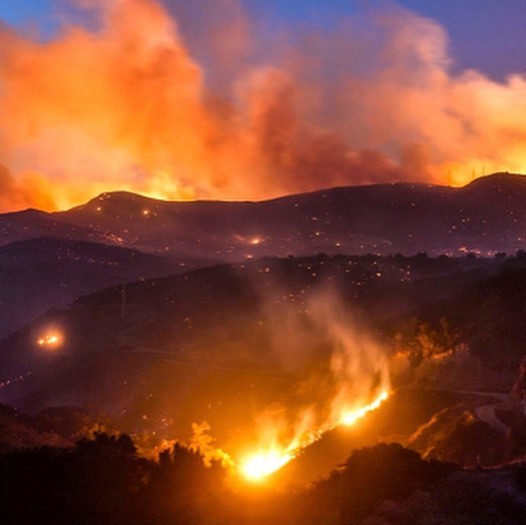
[145,443,227,525]
[0,433,149,525]
[338,443,457,525]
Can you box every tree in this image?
[144,442,228,524]
[338,443,457,525]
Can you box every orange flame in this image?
[234,290,391,483]
[37,330,64,350]
[240,450,294,482]
[239,389,390,482]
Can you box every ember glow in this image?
[37,330,63,349]
[0,0,526,211]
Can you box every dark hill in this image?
[0,253,516,455]
[0,208,106,245]
[0,237,181,338]
[51,172,526,259]
[0,173,525,261]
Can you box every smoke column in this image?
[0,0,525,211]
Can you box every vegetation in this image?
[1,434,525,524]
[3,253,526,522]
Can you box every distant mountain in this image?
[1,173,525,260]
[0,237,183,338]
[50,172,526,258]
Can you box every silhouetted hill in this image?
[0,208,107,245]
[0,237,182,338]
[51,172,526,258]
[1,173,525,261]
[0,253,519,454]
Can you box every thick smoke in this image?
[247,287,390,456]
[0,0,525,211]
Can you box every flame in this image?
[339,390,389,426]
[232,290,392,483]
[238,389,390,482]
[240,450,294,482]
[37,330,63,349]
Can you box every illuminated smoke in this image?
[189,421,235,470]
[237,288,391,481]
[0,0,525,211]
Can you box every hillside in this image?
[1,252,523,472]
[0,237,182,338]
[54,172,526,257]
[0,173,525,261]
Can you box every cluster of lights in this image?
[37,330,64,349]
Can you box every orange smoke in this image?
[235,289,391,482]
[1,0,526,211]
[239,389,389,482]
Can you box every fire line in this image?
[239,389,390,483]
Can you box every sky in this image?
[251,0,526,79]
[2,1,525,79]
[0,0,525,211]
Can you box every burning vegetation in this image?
[232,289,391,482]
[2,251,526,521]
[238,389,390,483]
[36,329,64,350]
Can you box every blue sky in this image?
[248,0,526,79]
[1,1,525,79]
[0,0,53,28]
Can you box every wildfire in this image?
[2,0,526,212]
[37,330,63,349]
[238,389,390,483]
[240,450,294,482]
[339,390,390,426]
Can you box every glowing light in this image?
[249,236,263,245]
[37,331,64,349]
[340,390,389,426]
[240,449,294,482]
[238,390,390,482]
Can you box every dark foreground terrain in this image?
[1,429,525,525]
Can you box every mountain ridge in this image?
[0,172,525,260]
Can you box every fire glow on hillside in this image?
[227,290,392,483]
[239,389,390,482]
[37,330,64,350]
[176,290,392,485]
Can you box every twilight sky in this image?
[2,1,525,79]
[0,0,525,211]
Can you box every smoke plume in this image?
[0,0,525,211]
[242,287,390,462]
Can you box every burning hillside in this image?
[4,251,525,485]
[0,258,395,483]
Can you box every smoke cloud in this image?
[0,0,525,211]
[242,286,390,461]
